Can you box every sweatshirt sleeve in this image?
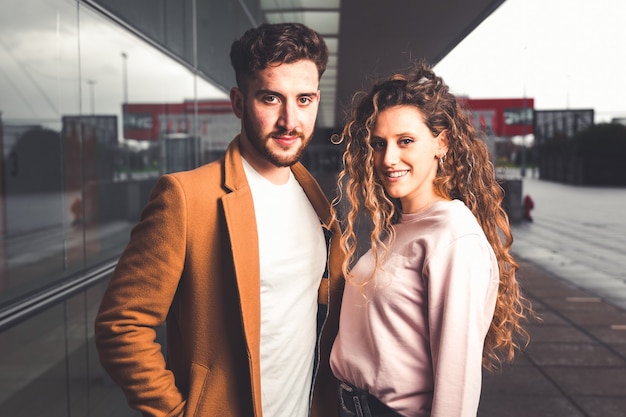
[425,234,499,417]
[94,175,188,417]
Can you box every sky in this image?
[434,0,626,124]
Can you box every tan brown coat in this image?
[95,137,344,417]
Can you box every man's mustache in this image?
[271,129,303,138]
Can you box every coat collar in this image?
[223,135,249,193]
[224,135,334,229]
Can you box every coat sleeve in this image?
[94,174,188,417]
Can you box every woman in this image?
[329,62,531,417]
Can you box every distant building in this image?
[533,109,594,145]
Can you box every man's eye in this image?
[299,96,313,105]
[264,95,279,103]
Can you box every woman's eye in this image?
[371,141,385,150]
[399,138,413,145]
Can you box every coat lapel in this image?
[222,190,260,341]
[291,163,333,228]
[220,137,262,415]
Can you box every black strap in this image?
[338,381,400,415]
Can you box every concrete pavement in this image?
[510,176,626,310]
[478,176,626,417]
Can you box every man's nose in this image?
[278,102,297,132]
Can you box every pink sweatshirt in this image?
[330,200,499,417]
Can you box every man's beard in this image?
[242,111,313,167]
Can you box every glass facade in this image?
[0,0,249,415]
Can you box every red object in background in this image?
[458,98,535,136]
[523,194,534,221]
[122,100,233,141]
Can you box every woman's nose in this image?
[383,144,399,166]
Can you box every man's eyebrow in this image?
[254,89,283,98]
[254,89,319,99]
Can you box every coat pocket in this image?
[184,362,209,417]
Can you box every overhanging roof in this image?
[263,0,507,128]
[336,0,506,123]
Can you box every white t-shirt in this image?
[330,200,499,417]
[243,158,327,417]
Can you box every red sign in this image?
[122,100,234,141]
[458,98,534,136]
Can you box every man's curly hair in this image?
[230,22,328,88]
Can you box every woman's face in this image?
[370,105,447,213]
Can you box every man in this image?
[95,23,344,417]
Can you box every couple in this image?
[94,22,530,417]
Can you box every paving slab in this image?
[480,174,626,417]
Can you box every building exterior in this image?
[0,2,249,415]
[0,1,509,415]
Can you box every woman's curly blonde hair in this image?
[331,61,532,371]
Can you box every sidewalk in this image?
[478,257,626,417]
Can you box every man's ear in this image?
[230,87,244,119]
